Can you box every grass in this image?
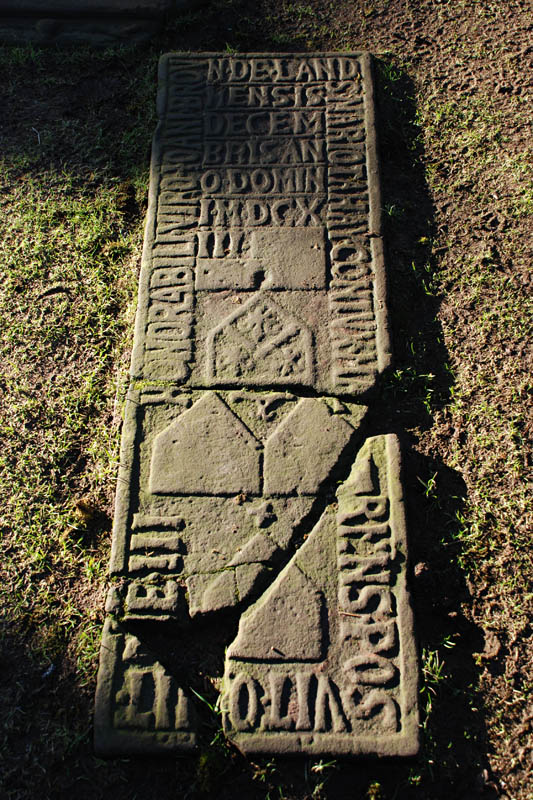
[0,1,532,798]
[0,171,142,627]
[0,45,151,761]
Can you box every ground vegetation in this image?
[0,1,531,797]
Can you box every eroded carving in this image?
[94,618,196,754]
[149,392,261,495]
[264,398,355,495]
[228,565,325,662]
[95,52,416,759]
[206,294,314,386]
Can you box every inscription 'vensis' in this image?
[205,81,363,110]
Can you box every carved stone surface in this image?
[94,53,418,758]
[130,52,391,393]
[223,434,418,755]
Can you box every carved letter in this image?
[229,673,259,732]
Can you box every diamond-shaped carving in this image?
[206,293,314,386]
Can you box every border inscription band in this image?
[94,52,419,758]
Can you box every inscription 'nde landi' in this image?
[95,53,417,759]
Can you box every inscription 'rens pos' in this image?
[94,53,419,759]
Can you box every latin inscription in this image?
[94,618,196,754]
[95,54,417,759]
[129,52,390,392]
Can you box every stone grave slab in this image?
[94,53,419,758]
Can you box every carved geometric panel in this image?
[206,294,314,386]
[95,53,418,759]
[222,435,418,755]
[149,392,261,494]
[263,397,355,494]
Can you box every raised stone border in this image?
[94,53,418,758]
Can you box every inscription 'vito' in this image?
[94,52,419,759]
